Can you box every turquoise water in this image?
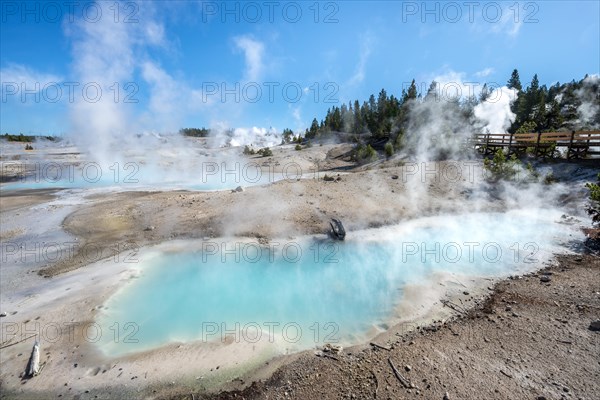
[97,210,580,356]
[1,162,277,191]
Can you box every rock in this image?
[589,320,600,331]
[463,291,469,295]
[329,218,346,241]
[391,175,399,180]
[323,343,343,354]
[540,276,551,283]
[404,365,412,372]
[143,226,155,231]
[232,186,244,193]
[28,342,40,377]
[443,392,450,400]
[0,312,7,317]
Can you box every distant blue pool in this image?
[97,210,581,356]
[1,160,281,191]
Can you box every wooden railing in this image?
[470,131,600,159]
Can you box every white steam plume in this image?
[474,86,517,134]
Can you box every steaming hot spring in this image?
[0,136,595,397]
[96,210,582,357]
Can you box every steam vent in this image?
[1,2,599,399]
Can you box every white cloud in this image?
[292,107,301,122]
[0,63,62,92]
[233,35,265,82]
[140,61,213,132]
[470,3,524,38]
[290,105,303,132]
[347,33,373,86]
[145,21,166,46]
[140,61,182,131]
[475,67,495,78]
[491,10,523,38]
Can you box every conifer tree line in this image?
[299,70,600,150]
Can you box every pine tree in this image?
[402,79,418,103]
[479,83,490,102]
[507,69,522,91]
[534,95,546,131]
[353,100,363,134]
[424,80,438,102]
[332,107,342,131]
[545,99,563,131]
[306,118,319,139]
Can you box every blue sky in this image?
[1,0,599,136]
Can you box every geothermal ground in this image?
[0,138,598,400]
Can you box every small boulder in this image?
[589,320,600,332]
[322,343,343,354]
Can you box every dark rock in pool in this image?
[329,218,346,241]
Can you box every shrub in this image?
[586,174,600,202]
[525,162,540,179]
[355,144,378,164]
[586,173,600,225]
[543,172,557,185]
[257,147,273,157]
[483,149,521,181]
[3,133,34,142]
[243,145,255,155]
[295,144,302,151]
[180,127,210,137]
[384,142,394,158]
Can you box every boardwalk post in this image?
[508,133,513,155]
[485,132,490,155]
[568,131,575,159]
[535,132,542,157]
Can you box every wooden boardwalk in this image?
[471,131,600,159]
